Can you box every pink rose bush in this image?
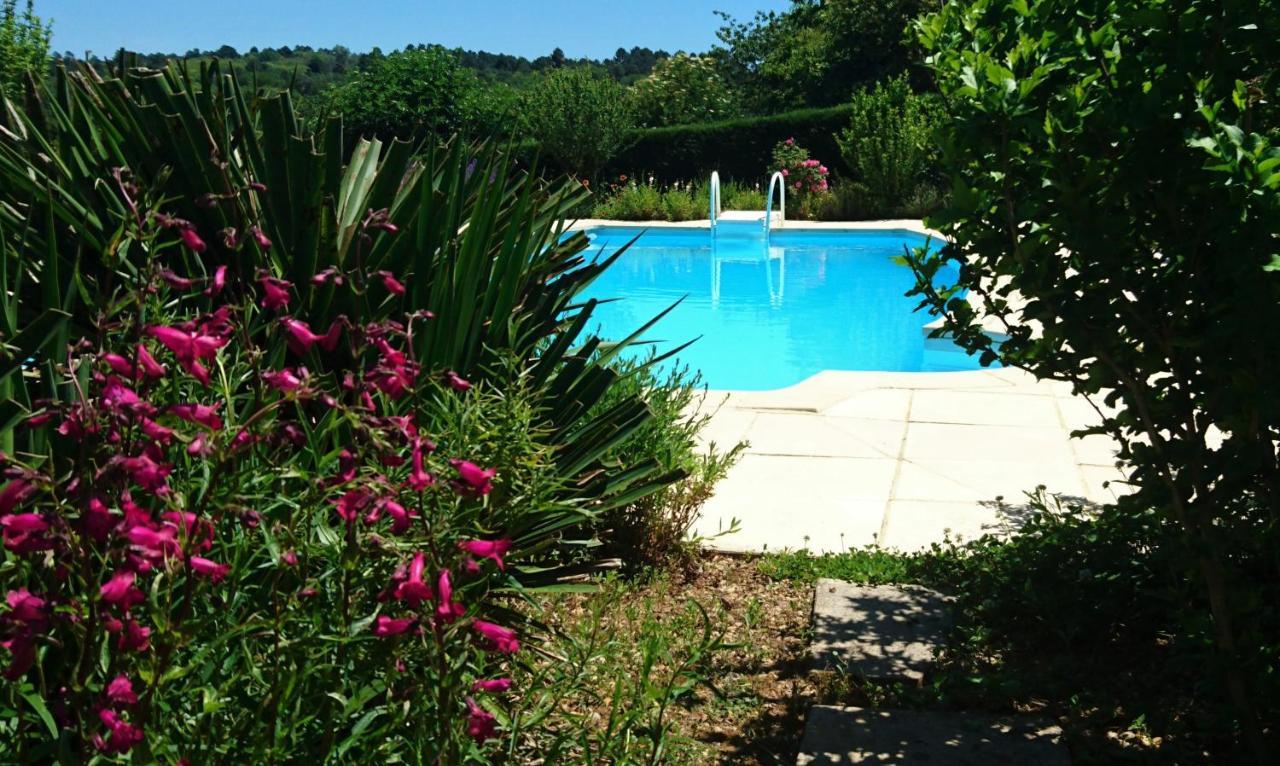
[0,170,539,762]
[772,137,831,196]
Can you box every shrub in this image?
[590,178,765,221]
[607,104,853,182]
[836,74,944,212]
[909,0,1279,760]
[0,61,703,761]
[521,67,634,179]
[593,356,744,572]
[628,52,740,128]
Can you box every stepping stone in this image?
[810,580,951,682]
[796,706,1069,765]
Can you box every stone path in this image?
[796,580,1068,765]
[692,368,1129,553]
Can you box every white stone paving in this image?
[693,367,1131,553]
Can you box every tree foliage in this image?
[628,53,739,128]
[906,1,1279,761]
[0,0,50,96]
[712,0,931,111]
[318,46,482,144]
[520,67,634,179]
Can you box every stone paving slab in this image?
[796,706,1069,765]
[811,580,951,681]
[691,367,1128,553]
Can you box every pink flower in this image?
[262,368,304,392]
[169,403,223,430]
[250,226,272,250]
[781,168,789,177]
[1,513,48,535]
[102,352,134,377]
[472,620,519,654]
[281,317,343,355]
[118,618,152,652]
[331,488,374,523]
[450,460,495,496]
[205,265,228,297]
[434,570,465,624]
[259,275,292,311]
[116,454,172,495]
[101,377,154,415]
[443,370,471,392]
[378,271,406,295]
[100,571,145,609]
[407,440,434,491]
[187,432,212,457]
[0,479,35,515]
[145,325,228,386]
[372,615,415,637]
[125,524,182,561]
[179,227,207,253]
[465,697,497,742]
[380,498,417,535]
[159,270,199,290]
[135,344,167,380]
[140,418,175,445]
[471,678,512,694]
[394,552,433,607]
[459,538,512,570]
[5,588,46,624]
[106,675,138,705]
[189,556,230,583]
[2,633,36,679]
[95,708,144,753]
[83,497,114,542]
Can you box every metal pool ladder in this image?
[709,171,722,232]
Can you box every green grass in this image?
[758,546,926,585]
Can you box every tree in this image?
[521,67,633,178]
[906,1,1279,762]
[836,74,943,210]
[0,0,50,96]
[712,0,930,111]
[321,46,479,145]
[628,52,739,127]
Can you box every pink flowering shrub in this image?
[0,171,583,762]
[771,137,831,201]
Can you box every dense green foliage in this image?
[520,67,635,179]
[712,0,931,112]
[907,0,1279,760]
[0,0,49,96]
[837,75,943,214]
[608,104,851,183]
[628,53,739,128]
[314,46,491,145]
[0,59,715,762]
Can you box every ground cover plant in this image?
[905,0,1280,761]
[758,493,1245,764]
[0,59,723,763]
[590,177,765,222]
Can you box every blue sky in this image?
[42,1,792,59]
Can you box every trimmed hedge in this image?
[606,105,853,183]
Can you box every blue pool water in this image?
[578,226,985,390]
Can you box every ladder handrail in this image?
[709,171,722,228]
[765,171,786,237]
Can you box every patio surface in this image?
[692,367,1129,553]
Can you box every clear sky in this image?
[42,0,792,59]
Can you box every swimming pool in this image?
[578,226,986,391]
